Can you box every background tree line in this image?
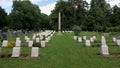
[0,0,120,32]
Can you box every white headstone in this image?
[16,37,20,41]
[101,45,109,55]
[36,38,40,43]
[25,36,28,40]
[11,47,20,57]
[83,36,86,40]
[90,37,94,42]
[31,47,39,57]
[93,36,96,40]
[116,40,120,46]
[85,40,91,46]
[2,40,8,47]
[28,41,33,47]
[113,37,116,42]
[78,37,82,42]
[74,36,77,40]
[25,38,30,42]
[41,41,45,47]
[16,40,21,47]
[101,36,107,46]
[45,37,49,43]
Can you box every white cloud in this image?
[108,0,120,7]
[40,2,56,15]
[0,0,12,8]
[86,0,120,7]
[30,0,48,4]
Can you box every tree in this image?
[0,6,7,29]
[110,5,120,27]
[51,0,85,30]
[8,1,42,30]
[82,0,111,31]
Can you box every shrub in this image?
[72,25,81,36]
[6,41,16,48]
[94,38,101,43]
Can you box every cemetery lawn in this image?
[0,32,120,68]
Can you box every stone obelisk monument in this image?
[58,11,62,35]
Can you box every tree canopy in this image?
[0,0,120,32]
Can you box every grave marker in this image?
[116,40,120,46]
[2,40,8,47]
[85,40,91,46]
[11,47,20,57]
[78,37,82,42]
[28,41,33,47]
[16,40,21,47]
[31,47,39,57]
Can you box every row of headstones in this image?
[0,31,56,58]
[0,47,39,58]
[2,31,55,48]
[73,36,96,47]
[62,31,73,33]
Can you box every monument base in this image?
[58,31,62,36]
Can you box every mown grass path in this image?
[0,33,120,68]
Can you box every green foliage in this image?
[106,26,120,32]
[8,1,42,30]
[72,25,81,36]
[2,26,8,32]
[51,0,85,30]
[0,6,7,29]
[6,41,16,48]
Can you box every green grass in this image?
[0,32,120,68]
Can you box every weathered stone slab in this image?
[31,47,39,57]
[2,40,8,47]
[11,47,20,57]
[101,45,109,55]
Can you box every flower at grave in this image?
[6,41,16,48]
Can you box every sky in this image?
[0,0,120,15]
